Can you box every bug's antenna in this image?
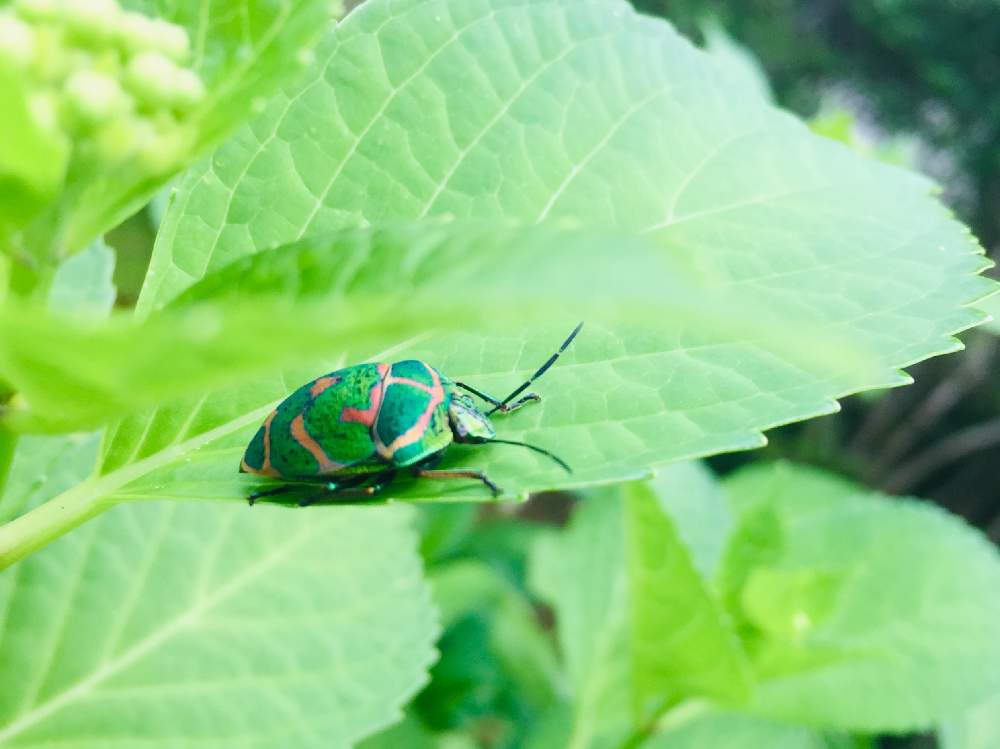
[489,438,572,474]
[488,322,583,415]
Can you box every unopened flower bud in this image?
[170,67,204,109]
[149,18,189,62]
[28,88,60,131]
[13,0,58,23]
[0,13,35,69]
[64,69,131,126]
[125,50,178,107]
[63,0,121,43]
[135,116,189,173]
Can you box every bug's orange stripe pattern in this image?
[378,363,445,459]
[291,413,344,474]
[243,410,279,476]
[341,363,390,427]
[310,375,342,397]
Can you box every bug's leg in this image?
[297,484,377,506]
[487,322,583,415]
[412,468,502,497]
[455,382,541,414]
[497,393,541,414]
[454,382,505,409]
[247,484,298,506]
[297,471,395,506]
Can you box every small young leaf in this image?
[722,462,1000,732]
[650,462,733,579]
[47,239,117,316]
[625,481,751,715]
[529,480,750,746]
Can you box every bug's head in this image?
[447,392,496,443]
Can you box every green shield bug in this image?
[240,323,582,505]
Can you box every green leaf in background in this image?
[47,240,118,316]
[721,462,1000,733]
[143,0,993,498]
[0,501,437,749]
[974,292,1000,335]
[940,692,1000,749]
[651,461,732,579]
[429,559,564,712]
[625,481,751,717]
[528,478,749,748]
[530,493,633,749]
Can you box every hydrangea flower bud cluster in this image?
[0,0,205,174]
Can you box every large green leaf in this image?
[0,219,860,570]
[721,462,1000,732]
[0,501,437,748]
[142,0,991,490]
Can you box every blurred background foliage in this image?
[97,3,999,747]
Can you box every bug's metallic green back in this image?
[240,360,456,480]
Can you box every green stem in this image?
[617,700,710,749]
[0,426,16,504]
[0,480,108,569]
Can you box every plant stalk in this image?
[0,480,107,569]
[0,426,16,504]
[617,700,710,749]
